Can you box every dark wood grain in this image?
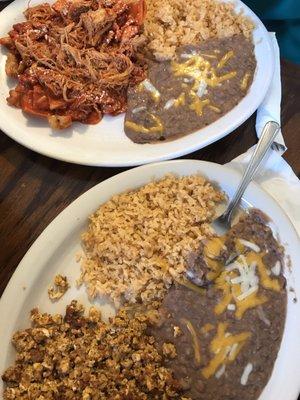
[0,0,299,298]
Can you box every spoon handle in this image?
[223,121,280,223]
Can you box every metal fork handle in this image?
[222,121,280,223]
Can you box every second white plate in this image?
[0,160,300,400]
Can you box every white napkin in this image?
[255,33,287,153]
[227,33,300,235]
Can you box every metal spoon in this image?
[185,121,281,289]
[213,120,281,234]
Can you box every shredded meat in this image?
[0,0,146,129]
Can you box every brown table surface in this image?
[0,0,300,299]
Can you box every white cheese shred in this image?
[164,99,175,110]
[241,363,253,385]
[239,239,260,253]
[181,50,197,59]
[256,306,271,326]
[236,285,258,301]
[225,260,238,271]
[215,364,226,379]
[228,343,238,360]
[227,255,260,301]
[196,80,207,98]
[142,79,161,100]
[271,260,281,276]
[227,303,236,311]
[132,106,146,114]
[180,53,191,59]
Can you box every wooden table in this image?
[0,0,300,297]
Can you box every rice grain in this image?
[142,0,254,60]
[80,175,224,306]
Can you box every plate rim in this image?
[0,159,300,399]
[0,0,274,167]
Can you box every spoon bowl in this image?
[212,121,280,234]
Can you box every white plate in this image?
[0,160,299,399]
[0,0,274,166]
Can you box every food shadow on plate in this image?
[0,45,8,58]
[89,292,116,310]
[1,48,15,89]
[3,76,16,91]
[24,114,89,138]
[49,121,90,138]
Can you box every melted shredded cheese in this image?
[164,93,185,110]
[215,255,268,319]
[202,323,251,379]
[171,55,237,91]
[217,50,234,69]
[168,51,237,118]
[174,92,186,107]
[240,72,251,90]
[201,323,214,334]
[235,292,267,319]
[236,285,258,301]
[189,93,210,116]
[208,104,221,113]
[125,113,163,134]
[204,237,226,258]
[246,252,281,292]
